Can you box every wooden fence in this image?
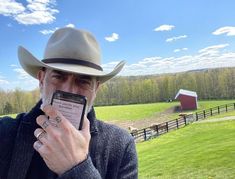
[131,102,235,142]
[195,103,235,121]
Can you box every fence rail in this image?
[131,102,235,142]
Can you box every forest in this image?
[0,67,234,115]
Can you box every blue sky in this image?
[0,0,235,91]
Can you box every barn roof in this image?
[175,89,197,99]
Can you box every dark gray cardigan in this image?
[0,101,138,179]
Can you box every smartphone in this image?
[51,90,87,130]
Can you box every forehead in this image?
[46,68,96,80]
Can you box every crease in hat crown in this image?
[44,28,101,67]
[18,27,125,83]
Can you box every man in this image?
[0,27,138,179]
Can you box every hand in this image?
[33,105,91,175]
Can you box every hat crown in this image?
[18,27,125,83]
[43,27,101,66]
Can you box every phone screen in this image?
[51,90,87,130]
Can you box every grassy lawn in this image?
[197,100,235,110]
[0,113,17,118]
[137,120,235,179]
[95,100,235,122]
[95,102,178,121]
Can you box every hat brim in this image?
[18,46,125,83]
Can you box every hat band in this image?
[42,58,103,71]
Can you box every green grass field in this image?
[95,102,178,121]
[137,120,235,179]
[95,100,235,122]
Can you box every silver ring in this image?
[36,130,45,140]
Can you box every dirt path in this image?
[106,106,177,130]
[107,105,235,131]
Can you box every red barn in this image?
[175,89,198,110]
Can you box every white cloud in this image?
[212,26,235,36]
[66,23,75,28]
[106,43,235,76]
[0,0,25,16]
[174,47,188,53]
[10,67,38,90]
[105,33,119,42]
[40,23,75,35]
[13,68,32,79]
[0,0,59,25]
[166,35,187,42]
[0,79,9,85]
[40,27,58,35]
[102,61,122,72]
[198,44,229,53]
[0,74,9,85]
[154,24,175,32]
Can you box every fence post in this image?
[203,110,206,118]
[143,129,147,141]
[218,106,220,114]
[166,122,168,132]
[196,112,198,121]
[176,119,179,128]
[226,104,228,112]
[184,115,187,125]
[156,125,159,136]
[210,108,213,116]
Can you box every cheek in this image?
[41,80,57,104]
[84,91,96,106]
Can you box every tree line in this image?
[95,67,235,105]
[0,67,234,115]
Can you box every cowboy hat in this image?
[18,27,125,83]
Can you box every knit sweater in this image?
[0,100,138,179]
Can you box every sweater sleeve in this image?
[117,138,138,179]
[57,156,102,179]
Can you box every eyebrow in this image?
[51,70,93,80]
[52,70,67,75]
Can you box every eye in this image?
[79,79,91,85]
[50,72,67,83]
[51,74,63,80]
[78,79,93,89]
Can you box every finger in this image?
[33,140,43,151]
[43,105,60,119]
[81,117,90,139]
[36,115,53,132]
[33,141,49,158]
[34,128,47,142]
[42,105,71,128]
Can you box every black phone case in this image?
[51,90,87,130]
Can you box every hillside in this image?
[137,119,235,178]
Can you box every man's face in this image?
[38,68,100,113]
